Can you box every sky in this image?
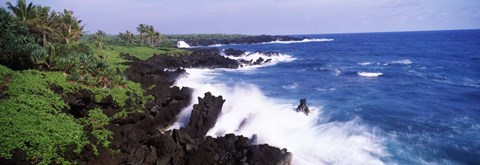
[1,0,480,35]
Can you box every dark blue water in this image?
[212,30,480,164]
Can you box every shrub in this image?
[0,70,88,164]
[82,108,112,155]
[0,8,46,70]
[0,65,13,78]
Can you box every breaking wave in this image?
[386,59,413,65]
[176,41,191,48]
[358,72,383,77]
[223,52,296,69]
[171,68,389,165]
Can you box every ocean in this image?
[172,30,480,164]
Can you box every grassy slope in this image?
[93,44,190,71]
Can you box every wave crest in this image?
[224,51,296,69]
[358,72,383,77]
[386,59,413,65]
[176,41,191,48]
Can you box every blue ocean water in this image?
[182,30,480,164]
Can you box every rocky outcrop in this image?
[66,91,291,165]
[296,98,310,115]
[121,48,292,164]
[184,92,225,139]
[190,134,292,165]
[224,48,246,56]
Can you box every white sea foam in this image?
[176,41,191,48]
[224,52,296,69]
[171,68,388,165]
[358,62,373,66]
[387,59,413,65]
[207,44,227,47]
[262,38,334,44]
[358,72,383,77]
[282,82,299,89]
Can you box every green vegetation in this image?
[0,70,87,165]
[0,65,13,78]
[164,33,252,42]
[0,7,45,70]
[82,108,112,155]
[93,44,189,71]
[91,80,151,109]
[0,0,192,163]
[0,68,150,164]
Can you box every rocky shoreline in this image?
[174,35,306,46]
[1,47,294,165]
[94,48,294,165]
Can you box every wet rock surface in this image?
[296,98,310,115]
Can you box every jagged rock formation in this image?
[184,92,225,139]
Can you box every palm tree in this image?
[93,30,106,49]
[117,30,135,44]
[6,0,35,23]
[125,30,134,44]
[145,25,155,47]
[136,24,147,44]
[154,32,162,47]
[31,6,57,47]
[54,9,83,44]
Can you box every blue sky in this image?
[2,0,480,34]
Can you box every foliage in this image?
[5,0,35,23]
[92,30,106,50]
[28,41,123,88]
[91,81,151,109]
[117,30,135,44]
[0,8,46,70]
[52,9,83,44]
[0,64,13,78]
[0,68,151,163]
[136,24,162,47]
[164,33,251,42]
[82,108,112,155]
[0,70,88,164]
[92,43,190,71]
[7,0,83,46]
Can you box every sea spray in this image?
[171,68,389,165]
[222,52,296,69]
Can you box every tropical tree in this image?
[125,30,134,44]
[92,30,106,49]
[6,0,35,23]
[7,0,54,47]
[145,25,155,47]
[136,24,147,44]
[0,7,45,70]
[117,30,135,44]
[53,9,83,44]
[154,31,162,46]
[30,6,58,47]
